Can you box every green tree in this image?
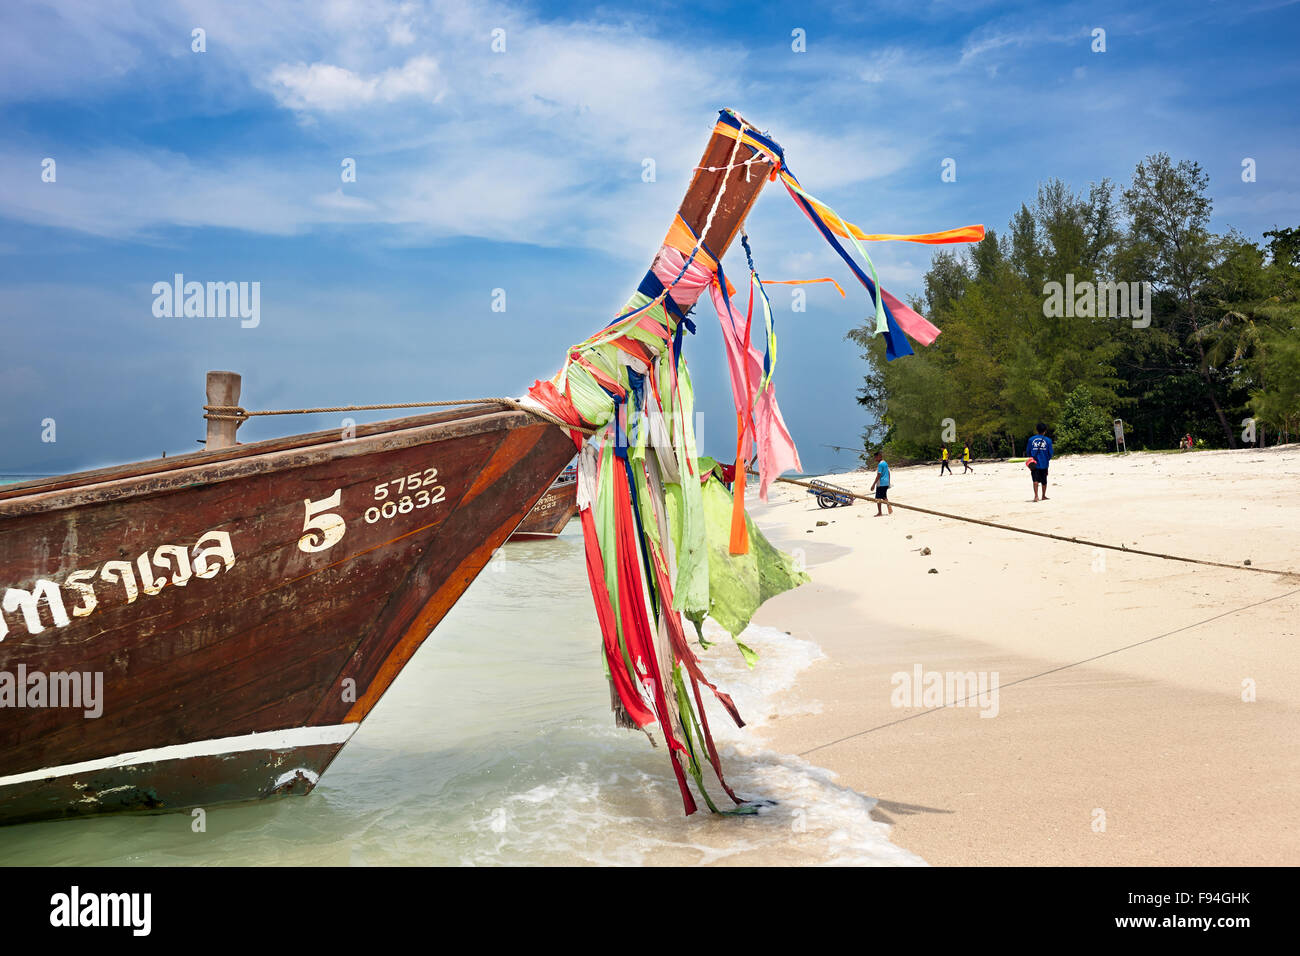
[1121,153,1237,445]
[853,156,1298,458]
[1055,385,1115,453]
[856,180,1124,459]
[1199,231,1300,440]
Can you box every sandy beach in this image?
[747,446,1300,866]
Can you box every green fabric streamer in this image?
[688,470,810,646]
[659,355,710,620]
[752,273,779,393]
[565,363,617,427]
[672,665,721,814]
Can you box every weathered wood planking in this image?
[677,119,776,258]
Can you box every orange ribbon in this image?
[760,277,846,297]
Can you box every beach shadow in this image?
[793,541,852,567]
[869,798,956,825]
[763,535,852,567]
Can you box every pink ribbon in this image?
[708,281,801,500]
[651,246,715,312]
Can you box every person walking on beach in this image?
[871,451,893,516]
[1027,423,1053,502]
[961,442,974,474]
[939,446,952,476]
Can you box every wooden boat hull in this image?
[0,406,575,825]
[508,478,578,540]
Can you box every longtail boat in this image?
[0,111,777,825]
[508,471,578,540]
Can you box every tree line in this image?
[852,153,1300,460]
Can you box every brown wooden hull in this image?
[508,479,578,540]
[0,406,575,825]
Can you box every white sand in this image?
[745,446,1300,865]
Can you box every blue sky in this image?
[2,0,1298,476]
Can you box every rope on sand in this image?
[797,583,1300,757]
[203,398,596,434]
[771,474,1298,579]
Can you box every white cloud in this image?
[859,48,904,84]
[388,21,416,46]
[0,1,755,255]
[958,22,1085,65]
[1,0,1288,277]
[313,189,380,212]
[267,55,443,111]
[959,32,1022,64]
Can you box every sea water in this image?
[0,523,921,866]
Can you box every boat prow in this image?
[0,404,574,825]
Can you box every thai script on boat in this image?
[152,273,260,328]
[0,530,235,643]
[0,665,103,718]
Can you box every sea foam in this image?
[455,622,925,867]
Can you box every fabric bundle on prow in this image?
[523,110,981,814]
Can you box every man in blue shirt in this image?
[1027,422,1053,502]
[871,451,893,516]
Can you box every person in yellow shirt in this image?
[939,446,953,476]
[961,442,974,473]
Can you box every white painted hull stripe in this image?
[0,723,359,788]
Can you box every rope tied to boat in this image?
[203,398,597,434]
